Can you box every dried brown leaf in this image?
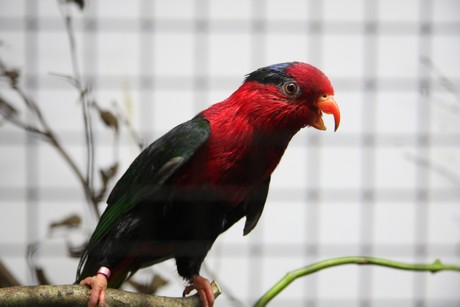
[49,214,81,230]
[1,68,20,88]
[99,109,119,133]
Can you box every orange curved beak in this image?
[316,96,341,132]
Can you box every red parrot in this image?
[76,62,340,307]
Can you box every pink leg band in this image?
[97,266,111,279]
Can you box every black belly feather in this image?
[77,186,230,287]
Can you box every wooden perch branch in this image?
[0,281,221,307]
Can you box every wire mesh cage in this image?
[0,0,459,306]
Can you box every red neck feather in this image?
[178,81,305,203]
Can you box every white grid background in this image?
[0,0,459,306]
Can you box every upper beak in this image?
[313,96,341,132]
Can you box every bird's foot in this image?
[80,273,108,307]
[183,274,214,307]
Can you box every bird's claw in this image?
[182,275,214,307]
[80,274,108,307]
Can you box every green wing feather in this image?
[77,115,210,277]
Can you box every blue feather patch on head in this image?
[266,62,292,72]
[244,62,295,85]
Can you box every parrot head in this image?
[242,62,340,132]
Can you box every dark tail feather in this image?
[75,250,135,289]
[74,248,96,284]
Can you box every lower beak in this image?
[313,96,341,132]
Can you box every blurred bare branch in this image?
[0,58,96,209]
[405,153,460,187]
[127,274,169,295]
[421,56,460,102]
[410,58,460,185]
[0,94,18,117]
[65,0,85,11]
[34,267,52,286]
[2,0,177,296]
[58,1,97,216]
[0,0,147,290]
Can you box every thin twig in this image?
[0,113,48,139]
[405,153,460,186]
[254,256,460,307]
[58,0,98,217]
[421,56,460,102]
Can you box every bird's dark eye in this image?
[282,81,299,96]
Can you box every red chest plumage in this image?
[172,99,295,206]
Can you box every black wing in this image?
[77,115,210,278]
[222,177,271,235]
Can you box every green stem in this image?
[253,256,460,307]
